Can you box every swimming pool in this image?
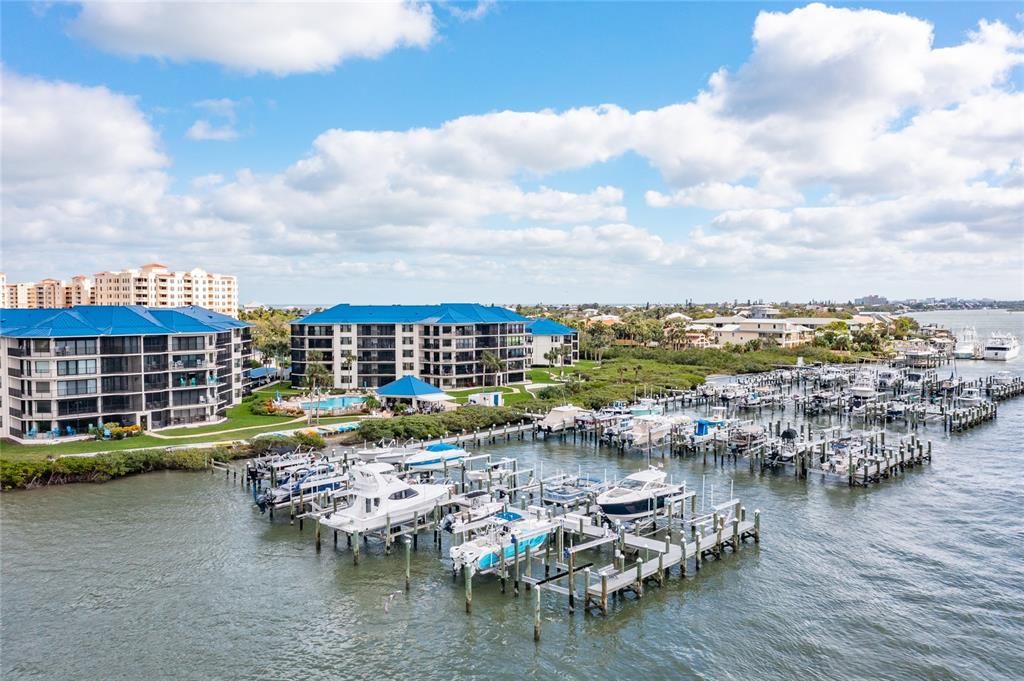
[301,396,366,410]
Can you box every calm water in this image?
[3,310,1023,680]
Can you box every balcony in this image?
[7,347,25,358]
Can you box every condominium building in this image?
[92,264,238,316]
[0,306,253,441]
[290,303,530,390]
[525,319,579,367]
[2,263,239,317]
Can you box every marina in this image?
[2,310,1023,680]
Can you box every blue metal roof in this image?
[526,318,577,335]
[376,375,444,397]
[0,305,248,338]
[298,303,528,325]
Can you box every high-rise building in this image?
[290,303,533,390]
[0,305,253,440]
[2,263,238,317]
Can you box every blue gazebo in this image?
[375,376,454,409]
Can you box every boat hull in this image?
[984,347,1020,361]
[599,491,678,520]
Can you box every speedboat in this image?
[958,387,984,407]
[402,443,466,471]
[983,332,1020,361]
[728,424,767,452]
[629,398,663,416]
[320,462,450,533]
[626,414,680,447]
[596,467,683,520]
[449,511,554,571]
[542,474,605,506]
[442,491,506,533]
[255,462,348,513]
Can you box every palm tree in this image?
[559,344,573,377]
[480,350,504,387]
[303,350,332,424]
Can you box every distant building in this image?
[855,294,889,306]
[0,305,252,440]
[664,312,692,322]
[291,303,529,390]
[3,263,239,317]
[525,319,579,367]
[701,316,813,347]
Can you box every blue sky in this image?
[2,2,1022,304]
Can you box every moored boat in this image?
[983,332,1020,361]
[596,467,684,520]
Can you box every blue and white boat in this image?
[596,467,683,521]
[256,462,348,513]
[403,442,467,470]
[449,511,554,571]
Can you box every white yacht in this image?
[321,462,450,534]
[983,332,1020,361]
[449,511,555,571]
[626,414,690,448]
[596,467,684,520]
[850,370,877,399]
[876,368,904,391]
[953,326,980,359]
[538,405,585,433]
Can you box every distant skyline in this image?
[2,2,1022,304]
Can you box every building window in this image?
[402,363,414,371]
[402,349,414,358]
[57,359,97,376]
[57,379,97,396]
[32,339,50,353]
[401,325,414,333]
[34,361,50,374]
[54,339,97,356]
[339,337,352,345]
[35,381,51,394]
[402,337,414,345]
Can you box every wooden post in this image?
[754,510,761,543]
[315,518,322,553]
[465,565,473,614]
[353,531,361,565]
[513,537,521,597]
[567,550,575,611]
[635,558,644,598]
[695,532,702,570]
[601,573,609,614]
[533,585,541,641]
[405,536,412,592]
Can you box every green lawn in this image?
[0,415,363,463]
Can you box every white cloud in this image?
[194,98,239,122]
[4,4,1023,301]
[445,1,496,23]
[71,2,436,75]
[185,120,238,142]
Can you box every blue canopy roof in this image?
[299,303,527,325]
[0,305,248,338]
[376,375,445,397]
[526,318,577,335]
[425,442,462,452]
